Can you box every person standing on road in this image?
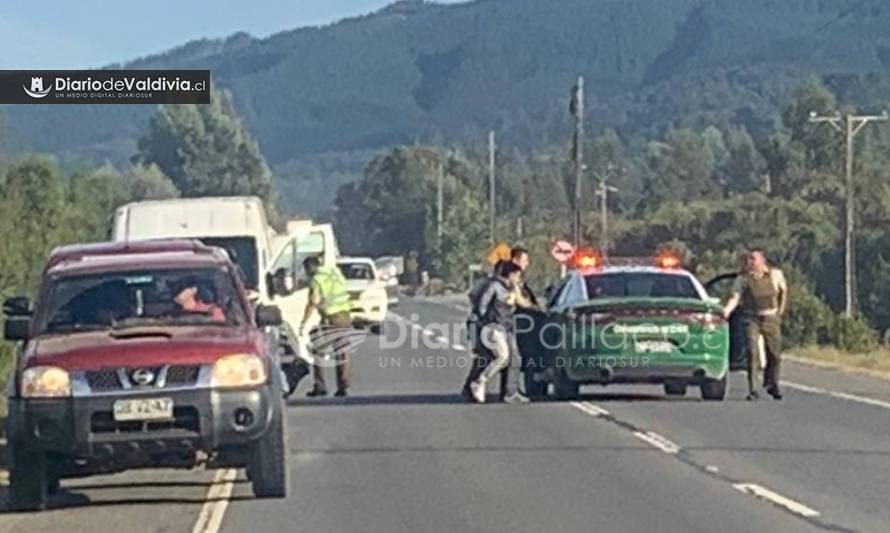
[299,256,353,398]
[468,261,529,404]
[722,249,788,401]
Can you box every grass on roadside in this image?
[791,345,890,376]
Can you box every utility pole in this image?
[594,164,619,254]
[570,76,585,248]
[437,156,444,247]
[488,130,496,244]
[809,110,888,317]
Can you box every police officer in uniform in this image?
[299,256,353,397]
[723,249,788,401]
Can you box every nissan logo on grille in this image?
[130,368,156,386]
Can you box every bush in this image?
[783,280,833,348]
[831,314,879,353]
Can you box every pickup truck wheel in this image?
[9,443,48,511]
[664,382,688,396]
[554,369,580,401]
[523,371,548,400]
[369,324,382,335]
[700,377,728,401]
[248,409,288,499]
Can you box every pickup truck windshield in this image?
[584,273,700,300]
[37,268,247,335]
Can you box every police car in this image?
[521,250,730,401]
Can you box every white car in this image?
[338,257,389,333]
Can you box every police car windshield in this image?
[584,273,699,300]
[37,268,247,335]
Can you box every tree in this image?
[640,129,721,209]
[135,88,274,210]
[124,163,180,201]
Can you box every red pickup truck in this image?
[3,239,288,511]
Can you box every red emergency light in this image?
[571,247,602,269]
[656,251,682,269]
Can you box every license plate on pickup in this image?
[113,398,174,422]
[634,340,673,353]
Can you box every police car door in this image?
[704,273,747,371]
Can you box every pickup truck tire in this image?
[553,369,580,401]
[370,324,382,335]
[700,377,728,401]
[248,408,288,499]
[8,443,49,511]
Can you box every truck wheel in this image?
[553,369,580,401]
[700,377,728,401]
[369,323,382,335]
[523,371,548,400]
[664,382,688,396]
[9,443,48,511]
[247,408,288,499]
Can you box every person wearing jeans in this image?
[469,261,529,404]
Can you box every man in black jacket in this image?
[466,262,529,404]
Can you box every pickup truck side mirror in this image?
[3,296,31,317]
[255,305,283,327]
[4,317,30,341]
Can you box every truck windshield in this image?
[198,237,259,290]
[37,268,247,335]
[584,273,700,300]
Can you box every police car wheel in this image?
[664,382,687,396]
[523,371,548,400]
[554,369,580,400]
[700,377,728,401]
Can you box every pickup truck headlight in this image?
[211,354,267,388]
[21,366,71,398]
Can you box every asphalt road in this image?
[1,296,889,533]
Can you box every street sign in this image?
[551,240,575,264]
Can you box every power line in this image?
[809,110,888,317]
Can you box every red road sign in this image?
[550,240,575,264]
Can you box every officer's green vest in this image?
[741,270,779,313]
[311,266,352,316]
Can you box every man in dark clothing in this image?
[467,262,529,404]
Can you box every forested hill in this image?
[4,0,890,214]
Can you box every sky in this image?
[0,1,461,69]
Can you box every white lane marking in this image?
[192,468,238,533]
[452,343,468,351]
[570,401,610,417]
[633,431,681,455]
[706,465,720,473]
[733,483,820,518]
[782,380,890,410]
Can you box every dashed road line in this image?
[191,468,237,533]
[782,380,890,410]
[568,401,841,531]
[569,401,609,417]
[733,483,821,518]
[633,430,681,455]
